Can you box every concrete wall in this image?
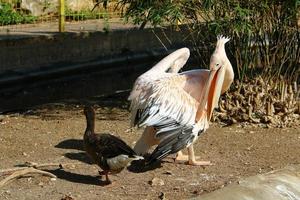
[0,27,193,73]
[0,27,197,112]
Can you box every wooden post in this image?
[59,0,65,32]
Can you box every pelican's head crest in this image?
[217,35,230,44]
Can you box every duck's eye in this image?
[216,63,220,66]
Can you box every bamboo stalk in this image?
[294,82,298,93]
[266,101,273,116]
[248,105,253,118]
[281,82,285,102]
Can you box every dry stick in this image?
[0,168,56,188]
[21,161,83,169]
[0,167,29,176]
[0,162,84,176]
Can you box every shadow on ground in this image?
[64,152,92,164]
[55,139,84,151]
[127,155,163,173]
[47,169,110,186]
[55,139,91,164]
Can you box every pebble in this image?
[158,192,166,200]
[149,177,164,186]
[163,171,173,175]
[174,177,186,182]
[38,182,44,187]
[4,190,11,194]
[189,182,200,186]
[61,195,74,200]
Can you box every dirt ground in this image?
[0,100,299,200]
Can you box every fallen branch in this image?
[0,161,83,176]
[0,161,85,188]
[0,168,56,188]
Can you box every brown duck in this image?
[83,106,143,184]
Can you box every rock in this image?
[149,177,164,186]
[67,0,94,12]
[21,0,94,17]
[196,165,300,200]
[21,0,56,16]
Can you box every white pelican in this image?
[128,36,234,165]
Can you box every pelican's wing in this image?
[129,47,191,127]
[129,47,190,101]
[130,69,214,163]
[129,74,199,138]
[147,125,203,164]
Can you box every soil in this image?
[0,100,299,200]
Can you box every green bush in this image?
[116,0,300,82]
[0,2,37,25]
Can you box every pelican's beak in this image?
[196,65,225,121]
[206,65,225,121]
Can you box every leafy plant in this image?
[115,0,300,82]
[116,0,184,29]
[0,2,36,25]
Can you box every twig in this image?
[0,168,56,188]
[0,162,83,176]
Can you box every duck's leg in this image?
[104,172,112,184]
[98,170,106,175]
[98,170,112,184]
[187,145,211,166]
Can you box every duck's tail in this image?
[130,155,144,161]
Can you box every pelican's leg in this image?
[134,126,159,155]
[174,151,188,163]
[187,145,211,166]
[174,148,201,163]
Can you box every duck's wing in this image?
[92,133,137,159]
